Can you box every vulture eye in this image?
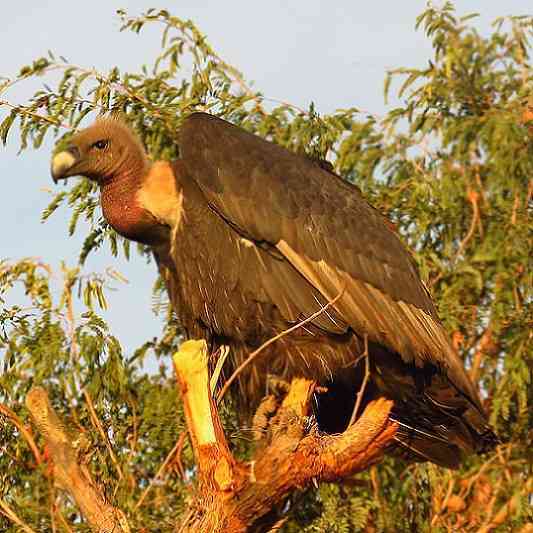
[92,140,109,150]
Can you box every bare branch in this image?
[174,340,397,532]
[349,333,370,426]
[174,340,236,493]
[25,387,130,533]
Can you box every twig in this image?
[135,432,186,510]
[469,327,498,383]
[48,477,57,533]
[510,190,520,225]
[431,478,455,527]
[171,429,188,479]
[255,96,309,116]
[349,334,370,426]
[453,189,481,262]
[63,274,79,361]
[0,402,42,465]
[55,509,74,533]
[217,286,345,402]
[0,498,37,533]
[370,466,384,520]
[82,388,124,482]
[0,99,64,126]
[463,447,507,499]
[477,478,532,533]
[477,477,504,532]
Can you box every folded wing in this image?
[179,112,482,412]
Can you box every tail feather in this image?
[312,358,499,468]
[391,418,464,469]
[390,409,498,469]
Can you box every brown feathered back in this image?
[169,112,497,467]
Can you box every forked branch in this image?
[22,341,396,532]
[174,340,398,532]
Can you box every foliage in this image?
[1,3,531,531]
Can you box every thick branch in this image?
[174,341,397,532]
[225,397,396,530]
[25,387,130,533]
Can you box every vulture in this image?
[51,112,496,468]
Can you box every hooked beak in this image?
[51,146,81,183]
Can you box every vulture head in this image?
[51,118,148,185]
[51,118,180,247]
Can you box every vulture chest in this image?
[170,190,280,344]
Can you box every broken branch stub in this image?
[173,339,237,493]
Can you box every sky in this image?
[0,0,530,358]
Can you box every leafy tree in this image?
[0,3,531,531]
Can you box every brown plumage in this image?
[51,113,497,468]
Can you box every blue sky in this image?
[0,1,529,357]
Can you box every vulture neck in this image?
[99,156,149,241]
[99,159,182,245]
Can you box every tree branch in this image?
[135,431,187,510]
[453,189,481,262]
[174,339,398,532]
[25,387,130,533]
[469,326,499,383]
[0,497,37,533]
[174,340,237,494]
[82,388,124,482]
[0,402,42,466]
